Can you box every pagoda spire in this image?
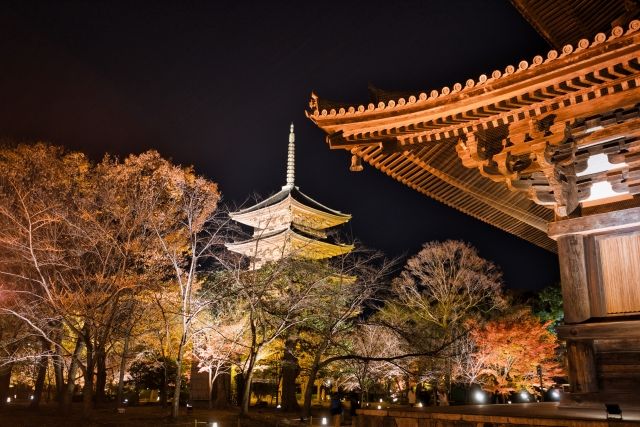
[285,123,295,188]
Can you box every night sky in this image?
[0,1,559,290]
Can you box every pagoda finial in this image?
[285,122,295,188]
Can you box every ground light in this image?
[550,389,560,401]
[377,405,382,409]
[473,390,485,404]
[519,391,530,402]
[211,423,218,427]
[321,417,327,425]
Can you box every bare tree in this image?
[334,324,405,402]
[145,161,228,419]
[218,257,321,416]
[381,240,505,397]
[296,250,396,418]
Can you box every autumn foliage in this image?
[470,309,563,396]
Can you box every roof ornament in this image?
[285,122,295,188]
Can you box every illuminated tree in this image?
[471,309,563,398]
[333,324,405,402]
[219,258,320,416]
[0,145,224,419]
[192,307,247,409]
[381,240,505,395]
[296,250,395,417]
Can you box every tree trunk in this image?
[94,349,107,406]
[62,335,85,414]
[82,341,95,418]
[240,349,258,415]
[206,368,212,409]
[0,363,13,408]
[161,359,169,408]
[280,336,300,411]
[302,339,329,418]
[116,332,130,406]
[29,337,50,409]
[54,341,64,402]
[302,363,319,418]
[50,322,64,403]
[171,335,187,419]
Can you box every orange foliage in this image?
[471,309,564,396]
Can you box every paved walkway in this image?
[357,403,640,426]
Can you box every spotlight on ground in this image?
[550,389,560,401]
[473,390,485,404]
[519,391,529,402]
[321,417,327,425]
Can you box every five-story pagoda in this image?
[225,124,353,268]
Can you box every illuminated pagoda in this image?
[225,124,353,268]
[307,9,640,408]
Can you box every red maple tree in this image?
[470,309,564,397]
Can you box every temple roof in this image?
[307,22,640,253]
[510,0,639,49]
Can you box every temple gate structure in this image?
[307,15,640,407]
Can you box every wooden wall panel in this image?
[597,232,640,314]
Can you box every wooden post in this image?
[556,235,591,323]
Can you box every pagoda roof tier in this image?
[230,185,351,231]
[307,22,640,253]
[225,227,354,268]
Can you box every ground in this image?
[0,403,349,427]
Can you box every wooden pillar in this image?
[556,235,591,323]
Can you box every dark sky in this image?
[0,0,559,290]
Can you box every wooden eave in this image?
[306,22,640,253]
[225,228,354,260]
[230,192,351,230]
[308,26,640,138]
[509,0,639,50]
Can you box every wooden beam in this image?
[557,319,640,340]
[548,207,640,238]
